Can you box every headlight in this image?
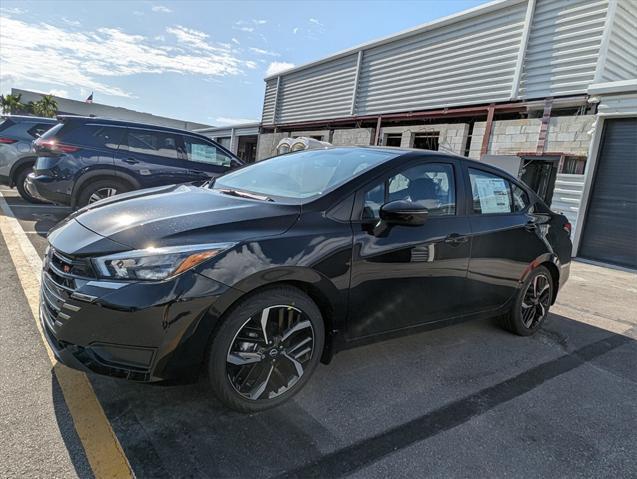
[92,243,235,281]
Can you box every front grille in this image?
[41,247,94,329]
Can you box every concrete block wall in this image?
[331,128,374,146]
[381,124,469,155]
[256,132,288,160]
[468,115,594,159]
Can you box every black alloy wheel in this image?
[208,286,324,412]
[500,265,554,336]
[76,178,130,207]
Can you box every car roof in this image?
[57,115,211,138]
[2,115,57,123]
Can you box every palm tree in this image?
[0,93,25,114]
[31,95,58,118]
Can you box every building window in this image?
[384,134,402,147]
[559,156,586,174]
[412,132,439,151]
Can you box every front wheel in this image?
[500,266,554,336]
[207,286,324,413]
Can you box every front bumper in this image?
[40,260,233,382]
[26,172,71,205]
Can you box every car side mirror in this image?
[379,200,429,226]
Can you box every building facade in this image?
[195,123,261,163]
[257,0,637,269]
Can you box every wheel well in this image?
[541,261,560,304]
[10,158,36,184]
[73,175,135,205]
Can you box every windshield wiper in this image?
[217,188,274,202]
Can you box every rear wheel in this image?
[207,286,324,413]
[15,166,46,204]
[76,178,130,207]
[500,266,553,336]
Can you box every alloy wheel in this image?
[521,273,551,328]
[226,305,315,401]
[88,187,118,204]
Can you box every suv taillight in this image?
[564,222,572,236]
[34,138,79,154]
[0,137,17,144]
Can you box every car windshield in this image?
[213,148,398,200]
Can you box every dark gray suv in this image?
[0,115,57,202]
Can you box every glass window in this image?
[127,130,179,159]
[215,148,398,200]
[27,123,54,138]
[512,184,530,212]
[362,162,456,219]
[184,136,232,167]
[469,169,512,214]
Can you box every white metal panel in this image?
[520,0,609,99]
[597,92,637,115]
[275,54,358,124]
[551,173,585,233]
[355,2,527,115]
[261,79,278,125]
[601,0,637,82]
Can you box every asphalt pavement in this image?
[1,184,636,478]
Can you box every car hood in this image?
[49,184,300,254]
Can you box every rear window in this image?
[27,123,54,138]
[0,118,15,133]
[42,123,124,149]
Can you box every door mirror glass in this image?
[380,200,429,226]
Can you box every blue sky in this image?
[1,0,487,126]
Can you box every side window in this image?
[361,162,456,219]
[27,123,54,138]
[469,168,512,214]
[90,127,123,149]
[511,183,530,212]
[127,130,179,159]
[184,136,232,167]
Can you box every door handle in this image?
[444,233,468,245]
[123,158,139,164]
[524,221,537,232]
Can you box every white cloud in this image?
[0,16,248,98]
[249,47,279,57]
[292,27,299,34]
[245,61,258,69]
[62,17,81,26]
[308,18,323,26]
[253,19,267,25]
[231,37,240,45]
[48,89,69,98]
[234,26,254,33]
[266,61,294,77]
[0,7,25,15]
[214,116,258,126]
[151,5,172,13]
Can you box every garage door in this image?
[579,118,637,269]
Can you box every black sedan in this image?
[40,147,572,412]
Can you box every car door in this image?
[181,134,239,183]
[347,158,472,339]
[463,166,548,313]
[119,128,192,187]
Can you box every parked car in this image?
[40,147,572,412]
[0,115,57,202]
[26,116,242,207]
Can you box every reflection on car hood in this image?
[61,184,300,252]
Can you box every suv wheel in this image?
[15,166,46,204]
[500,266,553,336]
[207,286,325,413]
[77,179,130,207]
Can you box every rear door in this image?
[181,134,240,183]
[463,166,548,313]
[120,128,192,187]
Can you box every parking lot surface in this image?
[1,185,636,478]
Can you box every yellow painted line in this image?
[0,193,134,479]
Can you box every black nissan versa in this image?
[41,147,572,412]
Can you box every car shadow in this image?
[52,312,636,478]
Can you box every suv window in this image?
[183,136,232,167]
[27,123,54,139]
[362,162,456,219]
[469,168,512,214]
[127,129,180,159]
[512,183,530,212]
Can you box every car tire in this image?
[207,286,325,413]
[15,166,47,204]
[500,265,554,336]
[76,178,130,207]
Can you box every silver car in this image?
[0,115,57,202]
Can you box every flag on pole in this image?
[85,92,93,103]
